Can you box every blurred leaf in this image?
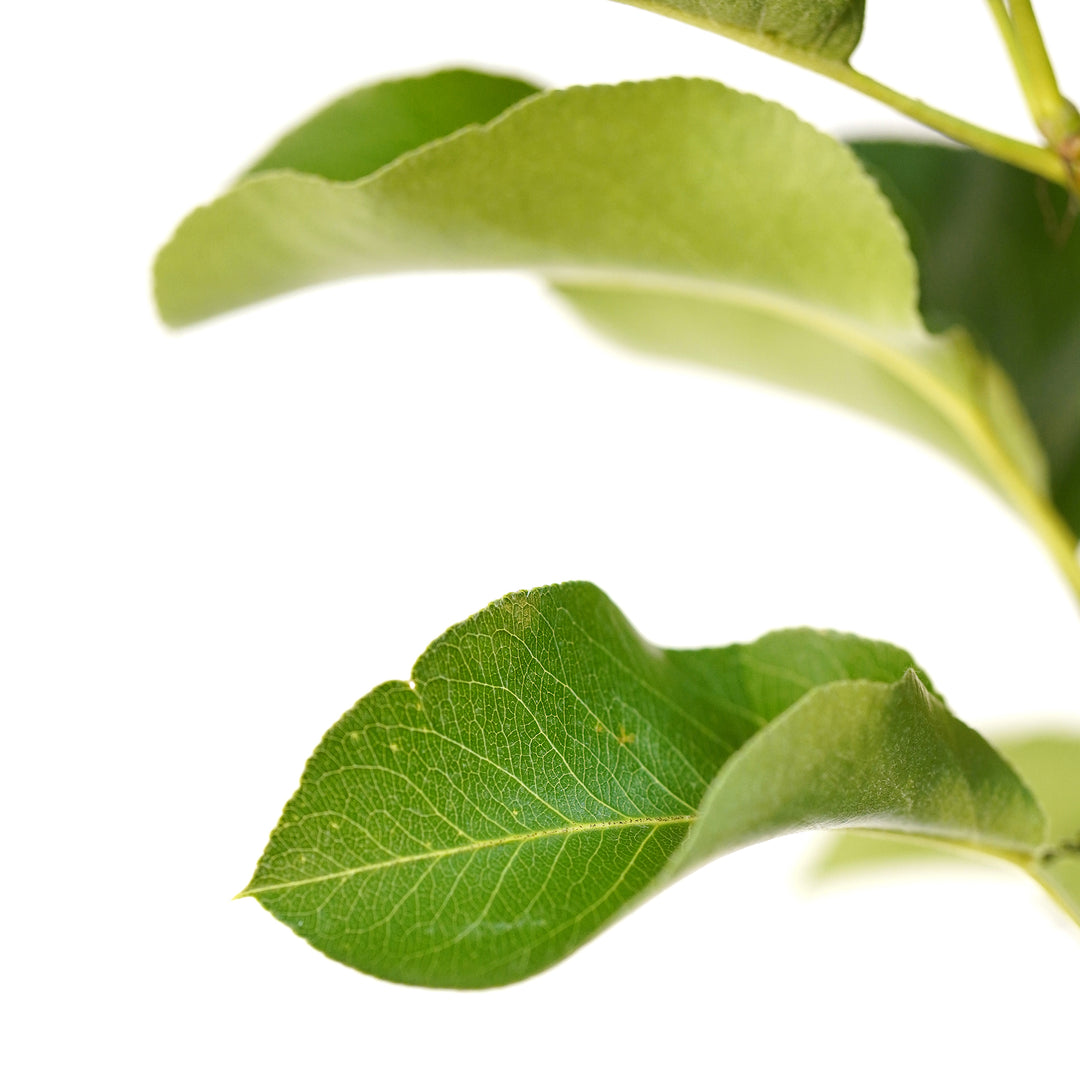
[241,582,1050,987]
[853,142,1080,533]
[156,77,1058,565]
[611,0,864,61]
[245,68,540,183]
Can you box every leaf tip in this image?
[233,870,262,901]
[898,665,933,701]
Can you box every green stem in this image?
[986,0,1039,111]
[619,1,1070,187]
[1007,0,1080,192]
[999,0,1080,192]
[1007,0,1072,133]
[826,61,1066,185]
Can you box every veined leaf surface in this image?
[610,0,865,61]
[853,142,1080,534]
[242,582,1051,987]
[156,76,1072,582]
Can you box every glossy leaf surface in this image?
[242,582,1048,987]
[611,0,865,60]
[156,76,1059,567]
[853,142,1080,533]
[813,732,1080,924]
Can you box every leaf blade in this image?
[244,582,1049,987]
[155,77,1064,579]
[812,732,1080,924]
[669,672,1044,879]
[611,0,865,61]
[156,80,918,329]
[244,68,541,183]
[852,141,1080,533]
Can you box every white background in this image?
[4,1,1079,1076]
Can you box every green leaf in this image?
[852,142,1080,534]
[241,581,1049,987]
[244,68,541,183]
[812,732,1080,924]
[155,76,1076,589]
[610,0,865,61]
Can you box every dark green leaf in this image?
[852,142,1080,534]
[611,0,865,61]
[242,582,1049,987]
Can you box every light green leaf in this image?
[241,582,1051,987]
[244,68,540,183]
[852,142,1080,534]
[155,77,1076,589]
[611,0,865,61]
[812,732,1080,925]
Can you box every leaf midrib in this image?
[240,813,697,896]
[552,267,1080,592]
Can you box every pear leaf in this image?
[241,582,1051,987]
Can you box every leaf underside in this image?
[243,582,1047,988]
[812,732,1080,925]
[155,71,1055,543]
[610,0,865,61]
